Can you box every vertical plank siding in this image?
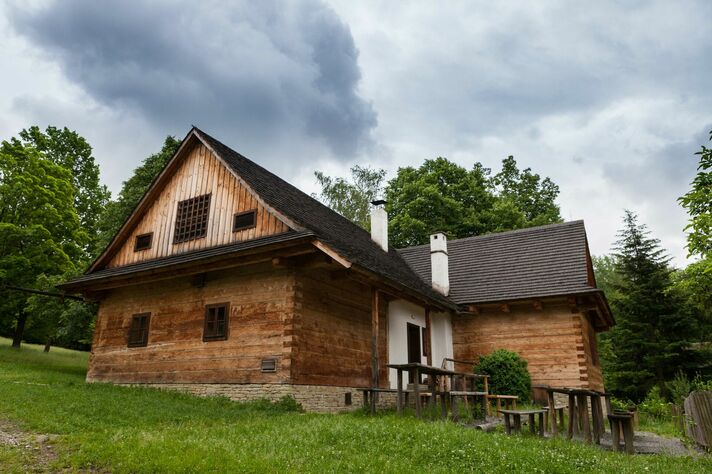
[291,268,388,388]
[107,143,289,268]
[452,300,604,390]
[87,263,295,384]
[684,391,712,447]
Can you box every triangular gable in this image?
[91,130,295,271]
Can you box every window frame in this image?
[127,312,151,348]
[134,232,154,252]
[173,193,212,244]
[203,303,229,342]
[233,209,257,232]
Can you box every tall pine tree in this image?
[607,211,698,401]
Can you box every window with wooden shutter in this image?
[233,210,257,232]
[134,233,153,251]
[173,194,211,243]
[203,303,229,341]
[128,313,150,347]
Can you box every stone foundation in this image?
[122,382,397,413]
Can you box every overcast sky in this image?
[2,1,710,264]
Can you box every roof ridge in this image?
[397,220,585,253]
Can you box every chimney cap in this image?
[371,199,387,206]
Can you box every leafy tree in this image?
[492,156,562,226]
[679,130,712,258]
[15,126,110,258]
[25,274,96,351]
[313,165,386,229]
[384,156,561,247]
[605,211,700,401]
[385,159,497,247]
[0,140,83,347]
[96,136,181,251]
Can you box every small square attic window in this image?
[233,210,257,232]
[134,233,153,251]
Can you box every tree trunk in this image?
[12,312,28,348]
[43,337,52,353]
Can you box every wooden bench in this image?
[449,391,488,422]
[362,388,408,413]
[500,409,547,436]
[487,394,518,416]
[608,411,635,454]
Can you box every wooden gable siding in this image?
[452,300,600,390]
[87,262,296,384]
[107,142,289,268]
[290,267,388,388]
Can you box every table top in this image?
[386,363,456,376]
[533,385,608,396]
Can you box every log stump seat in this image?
[608,411,635,454]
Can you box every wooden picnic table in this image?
[534,385,610,444]
[387,363,456,418]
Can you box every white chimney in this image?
[370,200,388,252]
[430,232,449,296]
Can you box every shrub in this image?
[666,370,691,405]
[639,386,669,419]
[475,349,531,402]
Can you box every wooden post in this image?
[578,394,591,443]
[370,288,379,413]
[414,367,421,418]
[529,414,536,434]
[424,307,432,366]
[396,369,403,415]
[567,393,577,439]
[371,288,379,386]
[548,390,558,435]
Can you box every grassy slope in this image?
[0,338,709,473]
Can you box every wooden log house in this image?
[60,127,613,412]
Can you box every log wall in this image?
[291,268,388,388]
[452,300,604,390]
[87,262,296,384]
[107,142,289,268]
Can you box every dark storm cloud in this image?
[9,0,376,158]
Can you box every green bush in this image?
[639,386,669,419]
[666,370,691,405]
[475,349,532,402]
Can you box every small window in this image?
[261,358,277,373]
[344,392,352,406]
[204,303,229,341]
[128,313,150,347]
[174,194,211,244]
[233,210,257,232]
[134,233,153,251]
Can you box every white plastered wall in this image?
[387,300,453,388]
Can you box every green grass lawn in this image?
[0,338,710,473]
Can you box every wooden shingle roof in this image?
[195,128,457,310]
[398,221,599,305]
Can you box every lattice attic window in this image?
[173,194,211,244]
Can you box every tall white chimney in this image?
[430,232,449,296]
[370,200,388,252]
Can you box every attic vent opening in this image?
[174,194,211,244]
[134,233,153,251]
[261,358,277,373]
[233,210,257,232]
